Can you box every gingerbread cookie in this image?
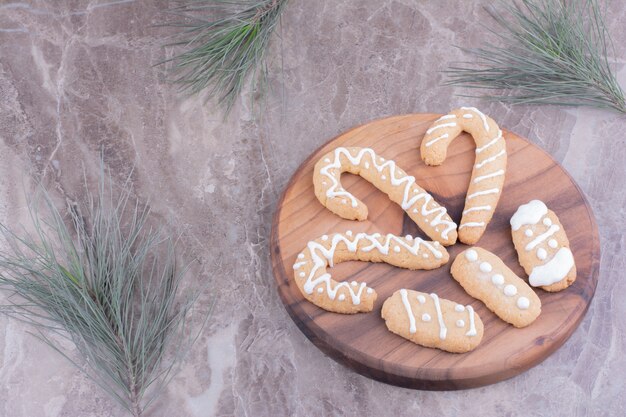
[510,200,576,292]
[293,232,449,314]
[420,107,507,245]
[451,247,541,328]
[313,147,457,246]
[381,289,484,353]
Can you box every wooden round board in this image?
[270,113,600,390]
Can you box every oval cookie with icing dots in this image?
[293,232,449,314]
[420,107,507,245]
[510,200,577,292]
[313,147,458,246]
[381,289,484,353]
[451,247,541,328]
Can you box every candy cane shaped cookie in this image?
[293,232,449,314]
[313,147,457,246]
[420,107,507,245]
[382,289,484,353]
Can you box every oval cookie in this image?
[313,146,458,245]
[381,289,484,353]
[420,107,507,245]
[451,247,541,328]
[293,232,449,314]
[510,200,577,292]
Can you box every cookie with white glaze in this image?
[381,289,483,353]
[511,200,577,292]
[420,107,507,245]
[293,232,449,314]
[313,147,457,246]
[451,247,541,328]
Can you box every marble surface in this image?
[0,1,625,416]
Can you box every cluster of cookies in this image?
[293,107,577,354]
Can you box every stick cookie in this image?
[381,289,484,353]
[420,107,507,245]
[510,200,577,292]
[293,232,449,314]
[313,147,457,246]
[451,247,541,328]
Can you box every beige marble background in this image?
[0,1,625,416]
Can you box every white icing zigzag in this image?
[319,147,456,240]
[294,233,443,306]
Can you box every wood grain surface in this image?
[270,113,600,390]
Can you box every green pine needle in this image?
[444,0,626,113]
[161,0,288,113]
[0,168,208,417]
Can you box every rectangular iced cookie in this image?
[381,289,483,353]
[451,247,541,328]
[510,200,577,292]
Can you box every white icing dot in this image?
[351,281,357,286]
[321,235,329,241]
[537,248,548,260]
[491,274,504,286]
[297,254,304,259]
[381,175,387,180]
[413,208,418,213]
[364,162,370,169]
[317,287,324,294]
[346,230,353,236]
[417,295,426,304]
[366,288,374,294]
[479,262,492,273]
[504,284,517,296]
[342,200,347,204]
[465,249,478,262]
[517,297,530,310]
[456,319,465,328]
[299,272,305,278]
[405,235,413,240]
[421,313,431,322]
[394,246,401,253]
[434,241,440,246]
[455,304,465,312]
[322,181,327,186]
[379,157,385,162]
[324,158,331,163]
[422,253,429,258]
[338,294,346,301]
[525,229,533,237]
[543,217,552,226]
[549,239,558,248]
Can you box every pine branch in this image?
[444,0,626,113]
[160,0,288,113]
[0,166,208,416]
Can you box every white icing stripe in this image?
[473,169,505,184]
[475,149,506,169]
[430,293,447,340]
[320,148,456,239]
[425,133,449,147]
[300,233,443,306]
[465,305,477,336]
[510,200,548,230]
[529,247,574,287]
[426,122,457,135]
[437,114,457,121]
[525,224,560,251]
[458,222,485,230]
[463,205,491,215]
[293,261,307,269]
[466,188,499,200]
[400,289,417,334]
[461,106,490,132]
[462,114,473,119]
[475,131,502,154]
